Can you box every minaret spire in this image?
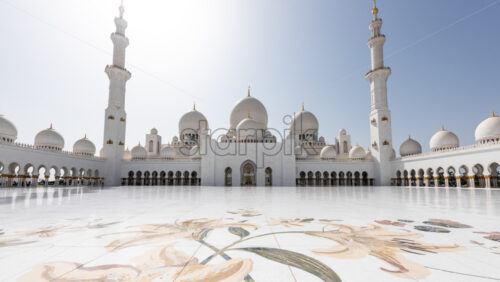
[102,0,132,186]
[365,1,393,186]
[119,0,125,18]
[372,0,379,19]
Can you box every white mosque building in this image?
[0,3,499,188]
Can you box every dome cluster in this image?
[398,111,500,157]
[0,115,98,156]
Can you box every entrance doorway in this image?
[241,161,256,186]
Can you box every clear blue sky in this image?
[0,0,499,154]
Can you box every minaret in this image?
[365,0,393,186]
[102,1,131,186]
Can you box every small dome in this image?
[290,108,319,135]
[73,135,96,156]
[319,136,325,143]
[365,148,373,160]
[320,145,336,159]
[179,108,209,134]
[399,136,422,157]
[430,126,459,151]
[349,144,366,160]
[475,111,500,143]
[230,93,268,129]
[161,146,176,158]
[236,116,265,138]
[0,115,17,143]
[131,143,147,159]
[123,147,131,160]
[35,124,64,151]
[150,128,158,135]
[294,145,308,159]
[190,145,200,156]
[339,128,347,136]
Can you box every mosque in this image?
[0,3,499,188]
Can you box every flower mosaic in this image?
[9,210,496,281]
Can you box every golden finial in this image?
[302,103,305,111]
[247,112,251,119]
[84,134,87,139]
[193,102,196,111]
[248,85,251,97]
[49,123,53,130]
[441,125,445,131]
[119,0,125,18]
[408,135,411,140]
[492,110,496,118]
[372,0,379,16]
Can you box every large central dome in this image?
[230,90,268,130]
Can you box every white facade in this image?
[0,3,499,188]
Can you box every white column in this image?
[485,175,491,188]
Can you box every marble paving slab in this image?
[0,186,499,281]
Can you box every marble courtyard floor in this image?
[0,186,499,282]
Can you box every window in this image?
[148,140,154,152]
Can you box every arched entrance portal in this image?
[241,161,256,186]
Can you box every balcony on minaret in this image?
[369,19,383,38]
